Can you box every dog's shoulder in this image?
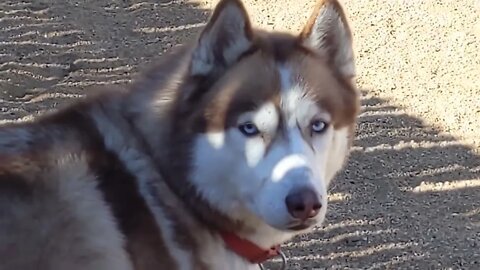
[0,93,138,270]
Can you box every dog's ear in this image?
[300,0,355,79]
[189,0,253,77]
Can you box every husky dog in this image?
[0,0,359,269]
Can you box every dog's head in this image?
[172,0,359,244]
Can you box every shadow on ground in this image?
[0,0,209,121]
[266,91,480,269]
[1,1,479,269]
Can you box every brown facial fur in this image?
[183,32,358,134]
[164,32,358,239]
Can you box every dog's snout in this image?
[285,187,322,221]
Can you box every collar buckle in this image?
[258,249,288,270]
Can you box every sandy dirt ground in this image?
[0,0,479,269]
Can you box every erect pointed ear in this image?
[189,0,254,77]
[300,0,355,79]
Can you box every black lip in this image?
[287,223,312,231]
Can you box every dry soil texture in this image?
[0,0,479,269]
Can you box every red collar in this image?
[220,231,281,264]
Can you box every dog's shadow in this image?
[265,90,480,269]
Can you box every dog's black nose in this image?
[285,187,322,221]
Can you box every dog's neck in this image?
[115,45,296,266]
[139,165,285,267]
[120,82,292,268]
[119,48,233,234]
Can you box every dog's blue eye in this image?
[311,120,328,134]
[238,122,260,136]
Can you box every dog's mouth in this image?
[286,220,317,231]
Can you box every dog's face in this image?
[181,0,358,239]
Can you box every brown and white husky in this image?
[0,0,359,269]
